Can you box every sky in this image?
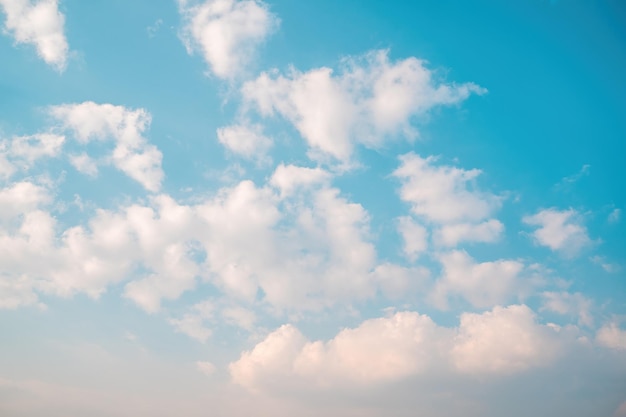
[0,0,625,416]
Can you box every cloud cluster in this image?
[0,0,68,70]
[229,304,569,392]
[50,101,165,192]
[394,153,504,251]
[242,50,485,161]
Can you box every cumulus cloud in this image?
[242,50,485,161]
[230,305,565,393]
[0,0,68,70]
[451,305,561,374]
[523,208,591,257]
[431,250,524,310]
[394,153,501,224]
[178,0,279,79]
[394,153,503,249]
[217,123,272,160]
[49,102,164,192]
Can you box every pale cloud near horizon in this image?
[229,304,574,393]
[0,0,68,70]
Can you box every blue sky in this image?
[1,0,625,416]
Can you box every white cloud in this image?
[596,323,626,351]
[68,152,98,177]
[523,208,591,257]
[9,133,64,166]
[217,123,272,160]
[269,163,330,197]
[451,305,561,374]
[230,305,565,393]
[394,153,501,224]
[178,0,279,79]
[541,291,593,326]
[431,250,524,310]
[0,0,68,70]
[396,216,428,260]
[242,50,485,161]
[49,102,164,191]
[434,219,504,247]
[0,181,51,221]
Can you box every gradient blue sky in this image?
[1,1,625,416]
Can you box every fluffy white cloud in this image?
[396,216,428,260]
[0,0,68,70]
[541,291,593,326]
[434,219,504,247]
[431,250,524,310]
[9,133,64,166]
[596,323,626,351]
[394,153,501,224]
[49,102,164,191]
[0,181,50,221]
[242,50,485,161]
[178,0,279,79]
[68,152,98,176]
[230,305,565,392]
[217,123,272,160]
[451,305,561,374]
[523,208,591,257]
[269,163,330,197]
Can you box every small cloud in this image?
[147,18,163,38]
[608,208,621,224]
[196,360,216,376]
[523,208,592,257]
[554,164,590,190]
[590,255,620,273]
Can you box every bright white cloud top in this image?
[0,1,625,417]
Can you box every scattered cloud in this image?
[590,255,620,273]
[541,291,593,326]
[523,208,591,257]
[0,0,69,70]
[178,0,279,79]
[50,102,164,192]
